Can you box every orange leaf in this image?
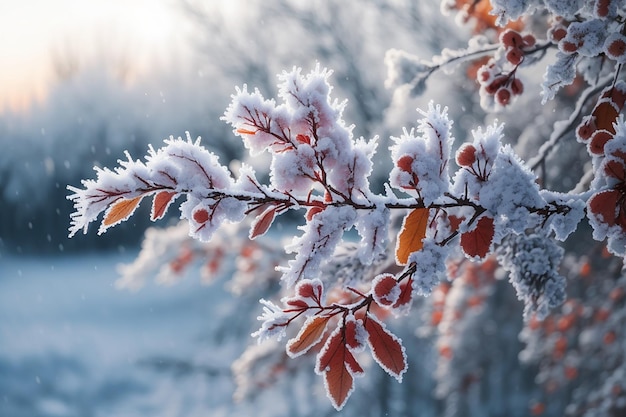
[151,191,177,221]
[364,313,407,381]
[460,215,495,259]
[103,196,143,227]
[249,206,277,239]
[236,128,257,135]
[324,359,354,411]
[395,208,429,265]
[286,315,330,358]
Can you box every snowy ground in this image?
[0,251,251,417]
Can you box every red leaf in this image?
[588,190,619,226]
[344,317,364,351]
[306,205,325,221]
[372,274,399,306]
[604,159,626,181]
[249,206,277,239]
[392,278,414,309]
[296,134,311,144]
[296,279,323,302]
[151,191,177,221]
[589,130,613,156]
[364,313,407,381]
[592,100,619,134]
[316,328,344,374]
[395,208,429,265]
[103,196,143,227]
[316,326,360,410]
[343,349,364,376]
[286,315,331,358]
[460,215,495,259]
[323,360,354,411]
[284,298,309,309]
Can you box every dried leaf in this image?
[103,196,143,227]
[395,208,429,265]
[249,206,277,239]
[364,313,407,381]
[324,360,354,411]
[460,215,495,259]
[151,191,177,221]
[286,315,330,358]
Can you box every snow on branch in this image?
[66,60,600,408]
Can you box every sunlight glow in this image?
[0,0,191,112]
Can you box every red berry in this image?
[495,87,512,106]
[549,26,567,43]
[485,75,507,94]
[510,78,524,95]
[396,155,414,173]
[500,29,523,48]
[560,40,579,54]
[477,67,491,83]
[506,48,524,66]
[193,208,210,223]
[522,34,536,47]
[456,143,477,167]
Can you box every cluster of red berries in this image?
[477,62,524,106]
[476,30,534,107]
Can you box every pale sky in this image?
[0,0,193,111]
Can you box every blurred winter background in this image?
[0,1,541,416]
